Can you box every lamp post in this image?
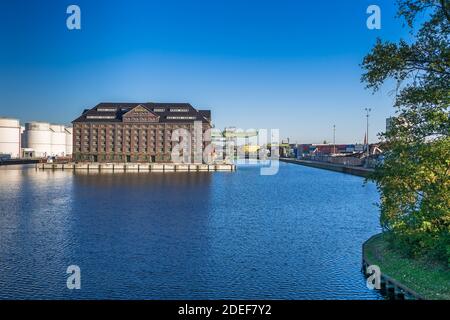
[365,108,371,160]
[333,124,336,154]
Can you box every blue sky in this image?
[0,0,411,143]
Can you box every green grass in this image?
[364,234,450,300]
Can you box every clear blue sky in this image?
[0,0,411,143]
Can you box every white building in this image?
[23,122,73,157]
[0,118,21,159]
[50,124,67,156]
[23,122,52,157]
[65,126,73,156]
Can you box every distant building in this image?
[354,144,364,152]
[65,127,73,156]
[211,128,226,160]
[72,102,212,163]
[293,143,371,159]
[218,127,259,159]
[386,117,394,134]
[0,118,21,159]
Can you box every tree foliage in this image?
[362,0,450,265]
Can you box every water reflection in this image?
[65,171,213,299]
[0,163,382,299]
[0,165,75,298]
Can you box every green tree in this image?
[362,0,450,265]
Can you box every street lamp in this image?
[333,124,336,155]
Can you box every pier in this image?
[36,162,236,172]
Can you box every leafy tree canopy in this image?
[362,0,449,265]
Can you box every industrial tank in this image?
[50,124,67,156]
[0,118,21,158]
[20,125,25,149]
[65,127,73,156]
[24,122,52,157]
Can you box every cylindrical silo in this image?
[24,122,52,158]
[65,126,73,156]
[0,118,21,158]
[20,125,25,150]
[50,124,67,156]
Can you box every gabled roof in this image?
[121,104,160,119]
[72,102,211,124]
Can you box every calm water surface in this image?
[0,162,382,299]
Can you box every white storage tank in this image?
[65,126,73,156]
[24,122,52,158]
[50,124,67,156]
[20,125,25,150]
[0,118,21,158]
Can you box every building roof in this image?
[72,102,211,124]
[199,110,211,120]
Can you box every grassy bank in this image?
[364,234,450,300]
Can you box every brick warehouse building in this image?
[72,102,212,163]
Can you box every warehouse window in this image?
[97,108,117,112]
[86,115,116,120]
[169,108,189,112]
[166,116,197,120]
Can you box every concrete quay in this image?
[36,162,236,172]
[280,158,374,178]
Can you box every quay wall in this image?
[280,158,374,178]
[36,163,236,172]
[0,159,40,166]
[362,234,424,300]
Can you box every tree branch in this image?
[440,0,450,22]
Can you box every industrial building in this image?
[0,117,21,159]
[215,127,259,160]
[22,122,73,158]
[0,118,73,159]
[72,102,212,163]
[65,127,73,156]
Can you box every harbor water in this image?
[0,162,382,299]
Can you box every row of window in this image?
[88,115,197,121]
[95,107,190,113]
[78,148,165,152]
[166,116,197,120]
[97,108,117,112]
[168,108,189,112]
[75,124,198,131]
[86,115,116,119]
[74,147,189,154]
[76,129,200,136]
[124,117,158,122]
[74,153,176,162]
[77,141,185,147]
